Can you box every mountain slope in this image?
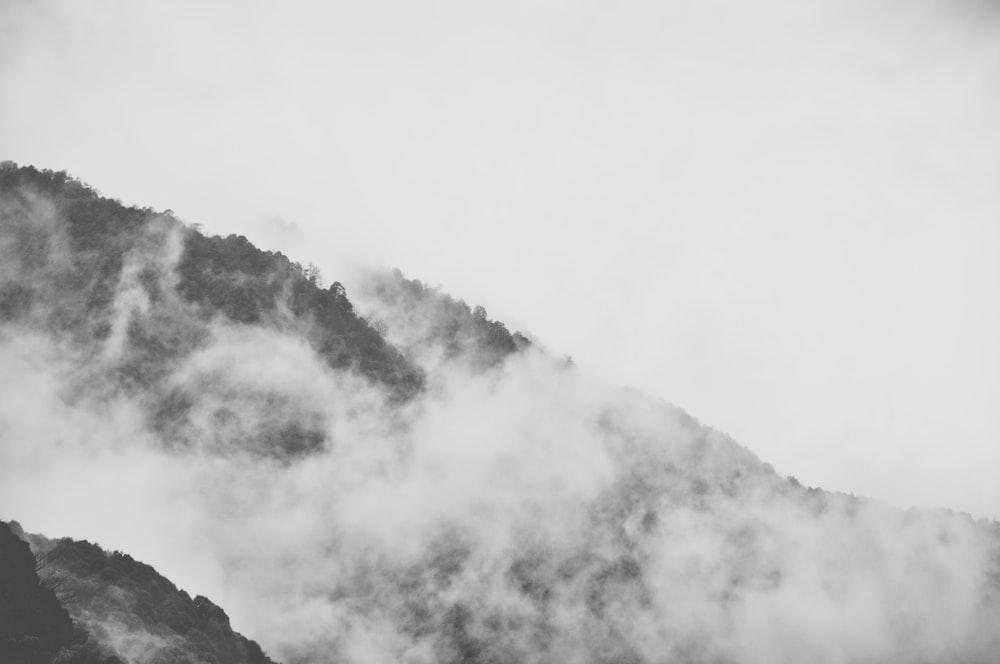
[3,520,278,664]
[2,164,1000,664]
[23,529,276,664]
[0,161,420,388]
[358,268,531,371]
[0,162,425,459]
[0,520,75,664]
[0,521,124,664]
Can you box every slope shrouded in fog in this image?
[2,164,1000,663]
[4,0,1000,520]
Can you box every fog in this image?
[2,0,999,517]
[2,184,1000,663]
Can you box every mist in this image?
[2,0,999,519]
[2,181,1000,664]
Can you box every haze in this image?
[2,0,999,517]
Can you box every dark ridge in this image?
[177,232,422,399]
[0,161,423,402]
[0,162,423,459]
[361,267,531,370]
[0,521,123,664]
[5,162,1000,663]
[27,531,278,664]
[0,521,73,664]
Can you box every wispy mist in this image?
[2,0,998,518]
[2,184,999,664]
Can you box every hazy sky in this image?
[2,0,999,518]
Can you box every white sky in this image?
[2,0,999,518]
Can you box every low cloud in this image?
[1,189,999,664]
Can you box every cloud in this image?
[2,0,1000,655]
[2,189,1000,663]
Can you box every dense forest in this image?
[358,268,531,371]
[3,520,273,664]
[0,162,542,662]
[0,162,423,399]
[3,163,1000,664]
[0,520,81,664]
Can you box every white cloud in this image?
[2,9,1000,661]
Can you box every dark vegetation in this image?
[0,161,423,402]
[177,232,422,398]
[0,162,437,459]
[360,268,531,370]
[10,163,997,662]
[0,163,540,661]
[0,520,73,664]
[0,521,122,664]
[3,521,275,664]
[0,163,531,402]
[27,531,276,664]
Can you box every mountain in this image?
[0,164,404,378]
[0,162,426,459]
[3,519,274,664]
[2,163,1000,664]
[21,525,275,664]
[358,268,532,371]
[0,520,78,664]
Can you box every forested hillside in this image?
[22,527,275,664]
[3,164,1000,664]
[0,163,434,459]
[0,521,122,664]
[359,268,531,371]
[3,520,276,664]
[0,162,422,400]
[1,520,75,664]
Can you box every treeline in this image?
[361,268,531,370]
[32,533,276,664]
[0,521,122,664]
[3,520,277,664]
[0,162,422,400]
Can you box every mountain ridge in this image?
[2,162,1000,664]
[3,519,277,664]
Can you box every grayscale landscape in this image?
[1,2,999,663]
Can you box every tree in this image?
[304,263,323,286]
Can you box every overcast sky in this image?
[2,0,999,518]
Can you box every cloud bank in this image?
[3,0,999,520]
[2,184,1000,664]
